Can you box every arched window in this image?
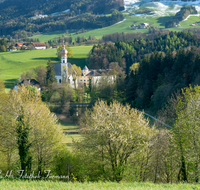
[59,79,62,83]
[63,60,65,63]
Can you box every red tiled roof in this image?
[16,43,23,46]
[32,43,46,47]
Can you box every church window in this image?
[59,79,62,83]
[63,60,65,63]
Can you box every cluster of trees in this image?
[0,0,123,21]
[165,6,197,28]
[47,35,99,47]
[102,27,171,42]
[0,1,123,36]
[86,31,200,113]
[0,38,7,52]
[88,43,125,70]
[125,47,200,110]
[89,31,200,74]
[0,81,68,177]
[73,87,200,182]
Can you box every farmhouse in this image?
[15,43,23,48]
[7,45,17,51]
[14,79,41,92]
[78,66,115,87]
[53,44,74,87]
[32,42,46,50]
[139,23,149,29]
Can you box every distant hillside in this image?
[165,6,198,28]
[0,0,124,21]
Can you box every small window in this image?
[84,80,86,81]
[59,79,61,83]
[63,60,65,63]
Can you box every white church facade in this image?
[53,44,75,87]
[53,43,116,88]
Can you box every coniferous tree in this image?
[16,107,32,174]
[46,59,57,86]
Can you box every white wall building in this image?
[139,23,149,29]
[32,43,46,50]
[78,66,116,87]
[53,44,74,87]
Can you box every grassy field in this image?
[30,15,200,43]
[0,180,200,190]
[0,46,92,89]
[58,119,81,148]
[31,30,73,43]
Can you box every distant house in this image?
[14,79,41,92]
[52,45,57,49]
[32,43,46,50]
[139,23,149,29]
[7,45,17,51]
[15,43,23,48]
[78,66,115,87]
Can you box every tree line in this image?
[0,0,123,21]
[0,10,123,36]
[0,38,7,52]
[88,31,200,73]
[86,31,200,112]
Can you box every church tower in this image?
[60,43,68,82]
[60,42,68,63]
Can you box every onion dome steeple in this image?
[60,42,68,63]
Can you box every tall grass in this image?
[0,180,199,190]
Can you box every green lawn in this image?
[59,120,79,132]
[31,31,70,43]
[64,134,82,147]
[0,46,92,88]
[0,181,200,190]
[58,119,81,148]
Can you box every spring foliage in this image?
[74,100,156,182]
[0,83,65,174]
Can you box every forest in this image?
[87,31,200,112]
[0,10,123,36]
[0,0,124,20]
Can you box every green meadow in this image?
[30,15,200,43]
[58,119,81,148]
[0,181,200,190]
[30,16,167,42]
[0,46,93,89]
